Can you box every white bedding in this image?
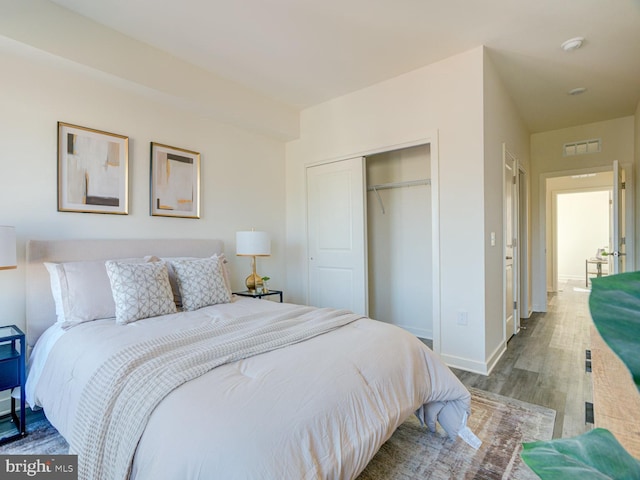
[27,297,472,480]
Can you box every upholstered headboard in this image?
[25,238,224,347]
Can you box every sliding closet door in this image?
[306,158,367,315]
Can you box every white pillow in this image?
[44,260,117,328]
[105,260,177,325]
[169,256,231,311]
[44,257,156,328]
[158,254,232,309]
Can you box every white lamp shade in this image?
[0,226,17,269]
[236,231,271,256]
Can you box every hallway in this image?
[452,279,594,439]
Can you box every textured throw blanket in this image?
[70,306,363,480]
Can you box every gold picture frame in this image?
[57,122,129,214]
[150,142,201,218]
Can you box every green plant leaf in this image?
[589,272,640,392]
[520,273,640,479]
[521,428,640,479]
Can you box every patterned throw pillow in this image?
[105,260,177,324]
[169,256,231,311]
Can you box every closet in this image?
[366,144,432,339]
[306,143,433,340]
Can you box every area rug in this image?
[0,411,68,455]
[1,388,554,479]
[358,387,555,479]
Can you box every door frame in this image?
[518,164,531,319]
[536,163,634,312]
[303,132,442,353]
[612,160,626,274]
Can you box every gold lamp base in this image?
[245,272,263,292]
[245,255,263,292]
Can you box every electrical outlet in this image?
[490,232,496,246]
[457,311,468,326]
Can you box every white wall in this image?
[366,145,432,339]
[286,47,493,372]
[0,39,287,335]
[531,116,635,310]
[482,50,531,368]
[286,46,532,374]
[556,190,610,281]
[0,0,298,141]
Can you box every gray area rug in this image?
[0,411,68,455]
[1,387,554,479]
[358,387,555,479]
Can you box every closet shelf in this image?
[366,179,431,191]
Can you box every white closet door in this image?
[306,157,367,315]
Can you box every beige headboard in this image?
[25,238,225,347]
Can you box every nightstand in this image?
[234,289,283,303]
[0,325,26,444]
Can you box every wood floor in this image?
[449,279,594,439]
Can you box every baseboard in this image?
[519,310,532,320]
[440,339,507,376]
[485,341,507,375]
[532,302,547,313]
[440,353,490,375]
[558,274,583,282]
[398,324,432,340]
[380,319,432,340]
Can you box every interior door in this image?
[611,160,626,274]
[504,147,518,339]
[306,157,367,315]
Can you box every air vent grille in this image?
[563,139,601,157]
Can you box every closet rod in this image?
[368,178,431,215]
[366,178,431,191]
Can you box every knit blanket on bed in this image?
[70,306,363,480]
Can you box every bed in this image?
[24,238,473,480]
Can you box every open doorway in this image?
[557,189,611,287]
[546,171,613,293]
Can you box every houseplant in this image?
[520,271,640,477]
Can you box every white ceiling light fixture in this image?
[568,87,587,95]
[561,37,585,51]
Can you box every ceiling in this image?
[50,0,640,133]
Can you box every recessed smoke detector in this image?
[561,37,584,51]
[568,87,587,95]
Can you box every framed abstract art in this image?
[150,142,200,218]
[57,122,129,214]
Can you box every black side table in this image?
[0,325,26,444]
[234,289,283,303]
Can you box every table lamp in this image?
[0,226,17,271]
[236,230,270,292]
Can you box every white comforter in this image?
[27,298,471,480]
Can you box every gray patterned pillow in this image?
[169,256,231,311]
[105,260,177,324]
